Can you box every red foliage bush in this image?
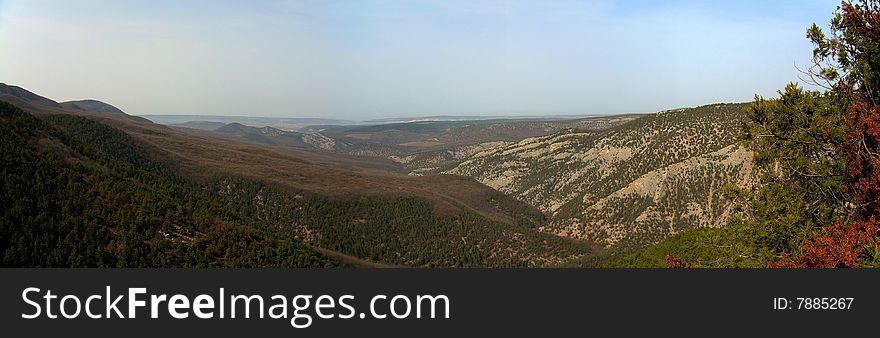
[770,217,878,268]
[845,102,880,217]
[665,255,691,268]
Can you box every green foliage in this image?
[487,194,547,228]
[604,217,774,268]
[737,84,848,254]
[806,1,880,95]
[0,101,336,267]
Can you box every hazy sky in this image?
[0,0,841,119]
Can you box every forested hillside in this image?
[0,101,336,267]
[210,177,594,267]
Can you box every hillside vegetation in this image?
[210,176,594,267]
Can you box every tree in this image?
[746,0,880,267]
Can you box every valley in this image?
[1,82,754,267]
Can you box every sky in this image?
[0,0,842,119]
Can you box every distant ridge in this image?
[142,115,353,131]
[171,120,226,131]
[215,122,256,133]
[214,122,313,148]
[362,114,639,124]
